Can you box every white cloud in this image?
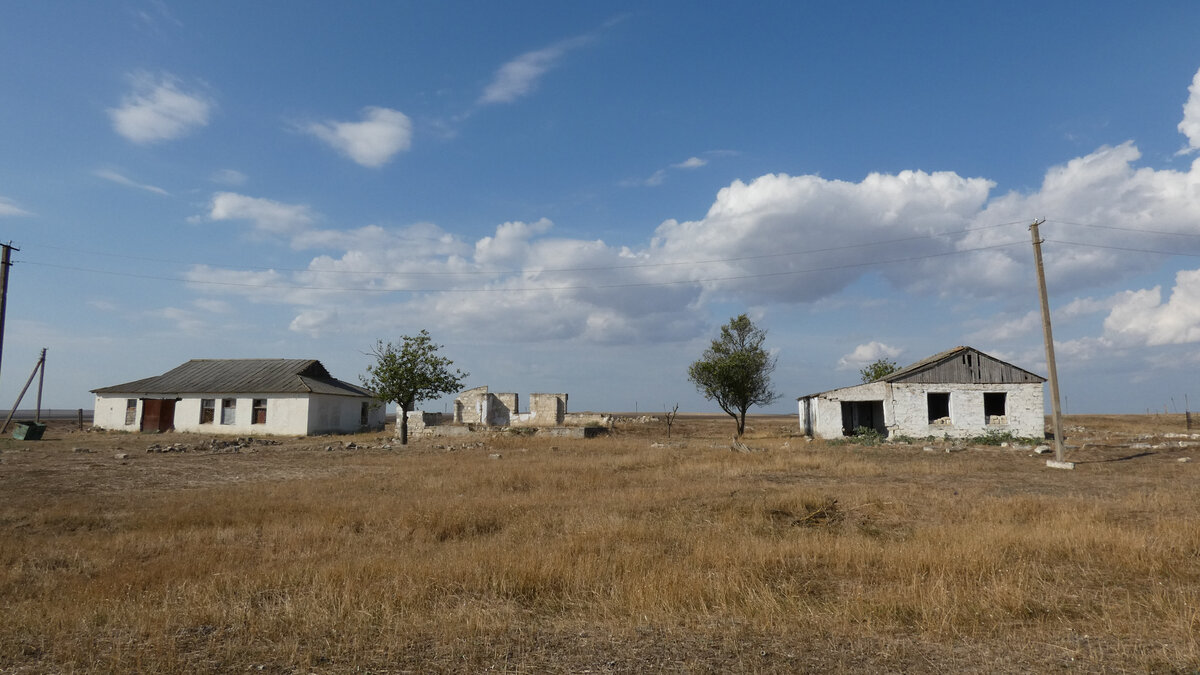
[0,197,31,217]
[965,310,1040,343]
[1178,66,1200,154]
[94,168,169,196]
[108,72,212,144]
[837,341,903,370]
[1059,295,1113,318]
[1101,269,1200,346]
[205,192,316,236]
[179,69,1200,350]
[210,169,248,186]
[304,107,412,168]
[673,157,708,169]
[479,35,590,105]
[643,169,667,187]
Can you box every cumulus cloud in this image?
[0,197,31,217]
[965,310,1040,343]
[479,35,591,105]
[210,169,248,186]
[204,192,316,236]
[1178,66,1200,154]
[304,107,412,168]
[108,72,212,144]
[838,341,903,369]
[94,168,168,195]
[1101,269,1200,346]
[181,68,1200,349]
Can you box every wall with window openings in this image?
[800,381,1044,440]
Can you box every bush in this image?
[851,426,885,446]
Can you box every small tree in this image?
[664,403,679,438]
[361,330,467,445]
[687,314,778,437]
[859,357,899,384]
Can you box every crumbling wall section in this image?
[528,393,567,426]
[491,393,517,426]
[405,411,446,437]
[454,386,489,424]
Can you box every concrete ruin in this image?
[405,386,611,439]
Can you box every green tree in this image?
[687,314,779,437]
[859,357,899,383]
[362,331,467,445]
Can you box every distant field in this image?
[1,414,1197,673]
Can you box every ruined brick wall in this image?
[491,393,517,426]
[529,393,567,425]
[454,386,489,424]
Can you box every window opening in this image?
[125,399,137,426]
[927,392,951,425]
[252,399,267,424]
[360,401,370,427]
[984,392,1007,425]
[221,398,236,425]
[200,398,215,424]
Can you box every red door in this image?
[139,399,177,432]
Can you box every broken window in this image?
[221,398,236,425]
[927,392,951,424]
[360,401,369,427]
[125,399,137,426]
[252,399,267,424]
[984,392,1007,425]
[200,398,215,424]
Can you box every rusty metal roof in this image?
[91,359,375,398]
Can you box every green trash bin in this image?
[13,421,46,441]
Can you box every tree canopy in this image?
[859,357,899,383]
[687,314,778,437]
[361,330,467,444]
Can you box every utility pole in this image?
[1029,220,1072,469]
[0,242,17,393]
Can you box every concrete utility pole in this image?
[0,242,17,393]
[1029,220,1072,470]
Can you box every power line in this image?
[1041,237,1200,255]
[1044,218,1200,238]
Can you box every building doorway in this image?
[841,400,885,436]
[139,398,177,433]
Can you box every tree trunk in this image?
[398,403,410,445]
[726,409,743,438]
[737,409,747,437]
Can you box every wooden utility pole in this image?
[1029,220,1072,469]
[0,242,16,392]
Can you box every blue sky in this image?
[2,2,1200,415]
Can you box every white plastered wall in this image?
[799,381,1044,440]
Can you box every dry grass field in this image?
[2,413,1198,673]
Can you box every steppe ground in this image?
[2,413,1198,673]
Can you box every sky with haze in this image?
[2,2,1200,415]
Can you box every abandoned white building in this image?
[92,359,385,435]
[406,385,611,437]
[452,385,568,427]
[797,346,1046,440]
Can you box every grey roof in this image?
[798,346,1044,399]
[92,359,375,398]
[880,345,1044,383]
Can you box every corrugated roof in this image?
[91,359,375,398]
